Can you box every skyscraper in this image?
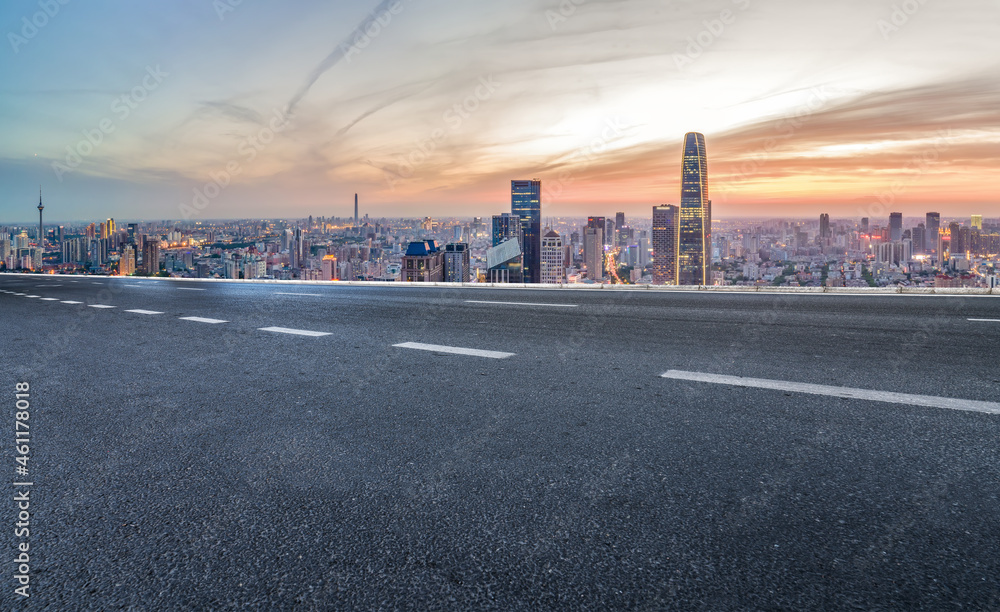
[949,222,963,254]
[540,230,565,284]
[354,193,359,227]
[492,213,522,247]
[584,226,603,282]
[444,243,471,282]
[819,214,830,240]
[926,212,940,256]
[652,205,680,285]
[511,179,541,283]
[584,217,605,281]
[142,238,159,275]
[889,212,903,242]
[120,244,136,276]
[679,132,709,285]
[971,214,983,230]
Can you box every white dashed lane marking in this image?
[661,370,1000,416]
[177,288,206,291]
[393,342,515,359]
[89,305,116,309]
[259,327,331,337]
[465,300,578,308]
[275,292,322,297]
[969,318,1000,323]
[179,316,227,324]
[39,298,59,301]
[126,309,164,315]
[61,301,83,304]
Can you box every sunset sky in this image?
[1,0,998,222]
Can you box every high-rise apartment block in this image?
[444,242,471,282]
[652,205,680,285]
[540,230,565,284]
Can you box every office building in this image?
[584,226,603,281]
[511,179,541,283]
[971,214,983,230]
[819,213,830,240]
[492,213,522,247]
[444,242,471,282]
[402,240,444,282]
[540,230,565,284]
[949,222,963,254]
[889,212,903,242]
[679,132,709,285]
[486,238,522,283]
[652,205,680,285]
[926,212,940,256]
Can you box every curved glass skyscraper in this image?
[679,132,709,285]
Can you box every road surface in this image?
[2,275,999,610]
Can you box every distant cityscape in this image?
[3,133,998,289]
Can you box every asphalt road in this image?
[2,274,1000,610]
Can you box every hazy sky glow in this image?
[1,0,998,221]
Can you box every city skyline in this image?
[1,1,998,221]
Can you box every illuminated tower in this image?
[679,132,709,285]
[37,187,44,246]
[36,188,44,270]
[971,214,983,230]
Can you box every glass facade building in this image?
[679,132,709,285]
[511,179,541,283]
